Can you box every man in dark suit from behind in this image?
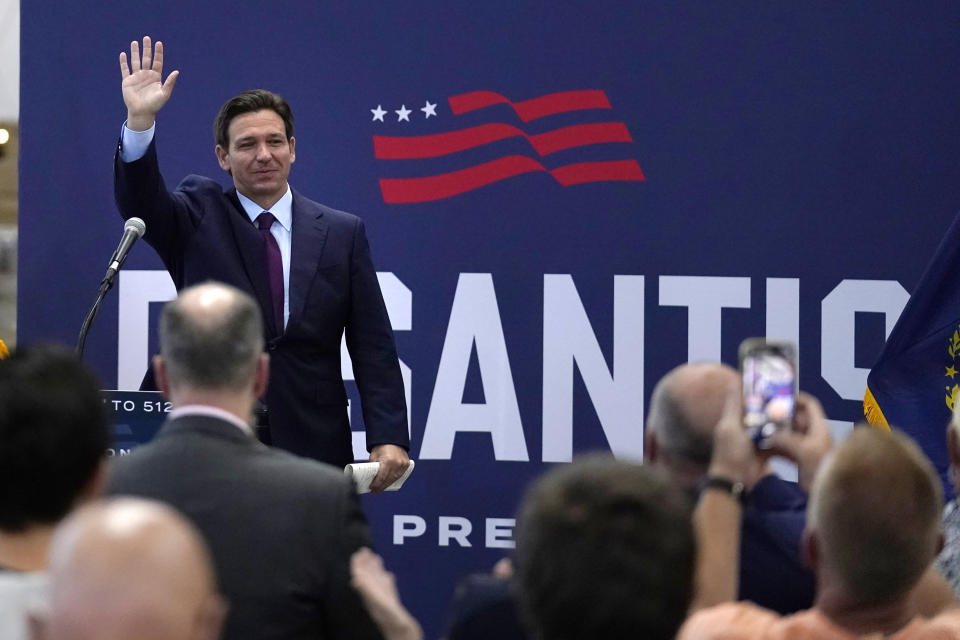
[106,282,383,640]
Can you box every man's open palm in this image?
[119,36,179,129]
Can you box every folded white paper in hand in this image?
[344,460,416,494]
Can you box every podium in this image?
[103,390,169,455]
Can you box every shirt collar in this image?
[168,404,255,436]
[237,186,293,232]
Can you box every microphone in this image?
[78,217,148,358]
[102,217,146,287]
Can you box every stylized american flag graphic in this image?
[372,90,645,204]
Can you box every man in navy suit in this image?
[114,36,409,489]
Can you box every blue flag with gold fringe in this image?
[864,212,960,500]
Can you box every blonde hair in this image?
[807,427,942,603]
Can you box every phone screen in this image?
[742,346,796,445]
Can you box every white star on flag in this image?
[395,105,412,122]
[371,105,387,122]
[421,100,437,118]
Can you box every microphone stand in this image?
[75,247,126,360]
[77,217,146,359]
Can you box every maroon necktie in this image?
[256,212,284,332]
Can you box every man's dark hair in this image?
[213,89,294,148]
[514,455,695,640]
[160,282,264,391]
[0,344,110,531]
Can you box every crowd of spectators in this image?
[3,282,960,639]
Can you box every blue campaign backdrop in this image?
[19,2,960,636]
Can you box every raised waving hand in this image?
[119,36,179,131]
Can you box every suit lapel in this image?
[288,191,329,330]
[224,190,280,336]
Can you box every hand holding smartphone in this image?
[739,338,797,448]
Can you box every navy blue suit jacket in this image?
[114,139,408,468]
[739,474,815,613]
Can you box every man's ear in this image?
[948,427,960,470]
[801,529,819,572]
[252,354,270,398]
[194,594,228,640]
[288,136,295,164]
[78,459,110,505]
[645,429,658,464]
[27,612,48,640]
[153,355,171,399]
[214,144,230,172]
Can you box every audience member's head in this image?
[0,344,109,537]
[155,282,266,400]
[806,427,943,605]
[646,362,739,490]
[37,498,225,640]
[514,455,695,640]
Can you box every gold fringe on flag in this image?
[863,386,891,430]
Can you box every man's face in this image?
[215,109,295,208]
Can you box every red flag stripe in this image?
[375,124,515,159]
[552,160,646,186]
[374,122,633,159]
[380,156,540,203]
[534,123,633,155]
[448,90,612,122]
[378,155,645,204]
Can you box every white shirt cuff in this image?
[119,122,156,162]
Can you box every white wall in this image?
[0,0,19,121]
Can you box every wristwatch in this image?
[703,475,747,503]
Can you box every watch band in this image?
[703,475,747,503]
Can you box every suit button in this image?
[267,342,278,352]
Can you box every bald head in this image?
[807,427,942,604]
[646,363,739,486]
[160,282,264,392]
[41,498,224,640]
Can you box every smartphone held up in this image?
[739,339,797,447]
